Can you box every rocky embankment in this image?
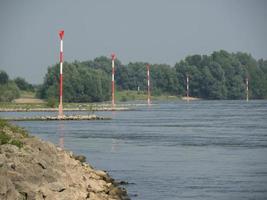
[0,120,130,200]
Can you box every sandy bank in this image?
[181,96,201,101]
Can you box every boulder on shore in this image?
[0,120,130,200]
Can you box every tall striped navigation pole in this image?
[147,64,151,105]
[111,53,116,108]
[186,75,189,102]
[246,77,249,101]
[58,30,64,117]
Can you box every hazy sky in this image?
[0,0,266,84]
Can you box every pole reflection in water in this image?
[110,111,121,153]
[111,110,117,119]
[58,122,65,149]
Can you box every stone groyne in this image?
[0,120,130,200]
[0,107,133,112]
[4,114,111,121]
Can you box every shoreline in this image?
[0,107,134,112]
[181,96,201,101]
[0,120,130,200]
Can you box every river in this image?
[1,100,267,200]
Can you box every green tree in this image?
[37,61,110,102]
[0,70,9,85]
[0,81,20,102]
[38,50,267,101]
[14,77,34,91]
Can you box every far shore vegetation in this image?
[1,50,267,107]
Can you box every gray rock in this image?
[0,123,130,200]
[73,154,86,163]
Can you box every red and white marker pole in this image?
[147,64,151,105]
[186,75,189,101]
[58,30,64,117]
[246,77,249,101]
[111,53,116,108]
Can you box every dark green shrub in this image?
[9,126,29,138]
[0,119,8,128]
[10,139,23,148]
[120,95,128,102]
[0,131,11,145]
[46,97,57,108]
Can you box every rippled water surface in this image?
[2,100,267,200]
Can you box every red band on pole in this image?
[60,51,63,63]
[112,80,115,106]
[111,53,116,108]
[111,53,116,60]
[60,74,63,97]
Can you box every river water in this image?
[1,100,267,200]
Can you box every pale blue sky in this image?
[0,0,266,84]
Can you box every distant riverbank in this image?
[0,119,130,200]
[0,107,133,112]
[0,102,135,112]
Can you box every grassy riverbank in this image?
[0,91,47,109]
[116,90,181,101]
[0,90,182,111]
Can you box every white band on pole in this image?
[60,62,63,74]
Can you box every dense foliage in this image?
[0,71,9,85]
[30,50,267,102]
[14,77,34,92]
[0,81,20,102]
[37,62,110,102]
[0,70,20,102]
[175,51,267,99]
[0,70,36,102]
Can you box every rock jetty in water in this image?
[5,114,111,121]
[0,120,130,200]
[0,107,132,112]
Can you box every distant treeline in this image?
[1,50,265,103]
[37,50,267,102]
[0,71,35,102]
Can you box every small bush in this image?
[0,132,24,148]
[0,119,28,138]
[0,119,8,128]
[0,118,26,148]
[10,139,23,148]
[0,131,11,145]
[0,81,20,102]
[47,97,57,108]
[9,126,29,138]
[120,95,128,102]
[130,94,136,100]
